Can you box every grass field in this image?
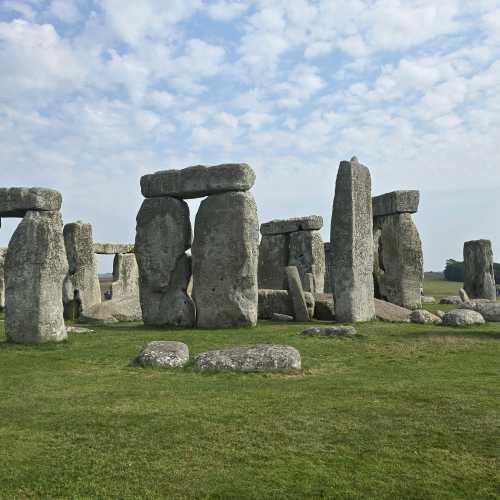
[0,278,499,499]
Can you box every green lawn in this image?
[0,286,499,499]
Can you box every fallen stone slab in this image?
[299,326,356,337]
[375,298,411,322]
[0,187,62,218]
[372,190,419,217]
[193,345,301,372]
[80,296,142,323]
[410,309,442,325]
[271,313,294,322]
[94,243,134,254]
[286,266,310,322]
[141,163,255,199]
[66,326,95,334]
[260,216,323,236]
[313,293,335,321]
[258,289,315,319]
[459,301,500,321]
[421,296,436,304]
[440,296,463,305]
[442,309,485,326]
[137,341,189,368]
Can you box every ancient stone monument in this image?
[0,247,6,309]
[463,239,496,300]
[330,157,375,322]
[136,163,259,329]
[1,187,67,343]
[323,242,332,293]
[372,190,423,309]
[258,215,325,292]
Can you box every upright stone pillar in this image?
[464,240,496,300]
[323,243,333,293]
[0,248,6,309]
[331,157,375,322]
[192,191,259,328]
[258,233,289,290]
[111,253,139,299]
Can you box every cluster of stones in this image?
[136,164,259,329]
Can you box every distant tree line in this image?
[444,259,500,284]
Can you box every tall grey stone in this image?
[323,243,333,293]
[192,191,259,328]
[285,266,310,322]
[135,196,195,327]
[5,211,67,343]
[463,240,496,300]
[111,253,139,300]
[331,158,375,322]
[0,248,6,309]
[258,233,289,290]
[63,221,101,314]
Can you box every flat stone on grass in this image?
[137,341,189,368]
[442,309,485,327]
[299,326,356,337]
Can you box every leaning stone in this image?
[5,211,67,343]
[421,296,436,304]
[0,247,6,309]
[111,253,139,300]
[313,293,335,321]
[272,313,294,322]
[260,216,323,236]
[331,158,375,322]
[410,309,442,324]
[442,309,485,327]
[137,341,189,368]
[372,190,420,217]
[374,298,411,322]
[93,243,134,254]
[464,239,496,301]
[258,233,289,290]
[141,163,255,199]
[192,191,259,329]
[80,296,142,323]
[299,326,356,336]
[459,301,500,322]
[286,266,310,322]
[193,345,301,372]
[258,289,315,319]
[0,187,62,217]
[440,296,463,305]
[459,288,470,303]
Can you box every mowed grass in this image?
[0,282,499,499]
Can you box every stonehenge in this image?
[463,240,496,300]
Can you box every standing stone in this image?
[192,191,259,328]
[0,248,6,309]
[331,158,375,322]
[63,221,101,315]
[285,266,310,322]
[5,211,67,343]
[111,253,139,300]
[135,197,195,327]
[258,233,289,290]
[323,243,333,294]
[463,240,496,300]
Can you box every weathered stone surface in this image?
[299,326,356,336]
[0,187,62,217]
[286,266,310,322]
[435,310,445,319]
[64,221,101,315]
[81,296,142,323]
[136,197,195,327]
[410,309,442,324]
[373,213,423,309]
[442,309,485,326]
[260,216,323,236]
[440,296,463,305]
[422,296,436,304]
[374,298,411,322]
[289,230,326,293]
[141,163,255,199]
[464,240,496,300]
[93,243,134,254]
[67,326,94,333]
[313,293,335,321]
[372,190,419,217]
[323,242,333,293]
[192,191,259,329]
[459,301,500,322]
[111,253,139,300]
[0,248,6,309]
[258,289,315,319]
[137,341,189,368]
[193,345,301,372]
[271,313,294,322]
[258,233,289,290]
[331,158,375,322]
[5,211,67,343]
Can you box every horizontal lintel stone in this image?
[0,187,62,218]
[93,243,135,254]
[372,190,419,217]
[260,215,323,236]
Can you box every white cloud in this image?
[205,1,248,21]
[49,0,80,24]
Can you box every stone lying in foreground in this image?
[440,296,463,305]
[0,187,62,217]
[410,309,442,325]
[193,345,301,372]
[459,301,500,321]
[442,309,485,326]
[81,296,142,323]
[141,163,255,199]
[421,296,436,304]
[137,341,189,368]
[299,326,356,336]
[272,313,294,322]
[313,293,335,321]
[260,216,323,236]
[66,326,95,333]
[374,299,411,322]
[94,243,134,254]
[258,289,315,319]
[372,190,419,217]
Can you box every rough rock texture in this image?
[141,163,255,199]
[271,313,294,322]
[111,253,139,300]
[374,298,411,322]
[459,288,470,303]
[192,191,259,329]
[299,326,356,336]
[137,341,189,368]
[372,190,420,217]
[5,211,67,343]
[459,301,500,322]
[258,233,289,290]
[0,248,6,309]
[463,240,496,300]
[81,296,142,323]
[323,242,333,293]
[193,345,301,372]
[442,309,485,326]
[410,309,442,324]
[135,196,195,327]
[94,243,134,254]
[422,296,436,304]
[67,326,94,334]
[313,293,335,321]
[331,158,375,322]
[258,289,315,319]
[440,296,463,305]
[0,187,62,217]
[435,310,445,319]
[289,230,326,293]
[260,216,323,236]
[63,221,101,315]
[286,266,310,322]
[373,213,423,309]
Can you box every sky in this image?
[0,0,499,273]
